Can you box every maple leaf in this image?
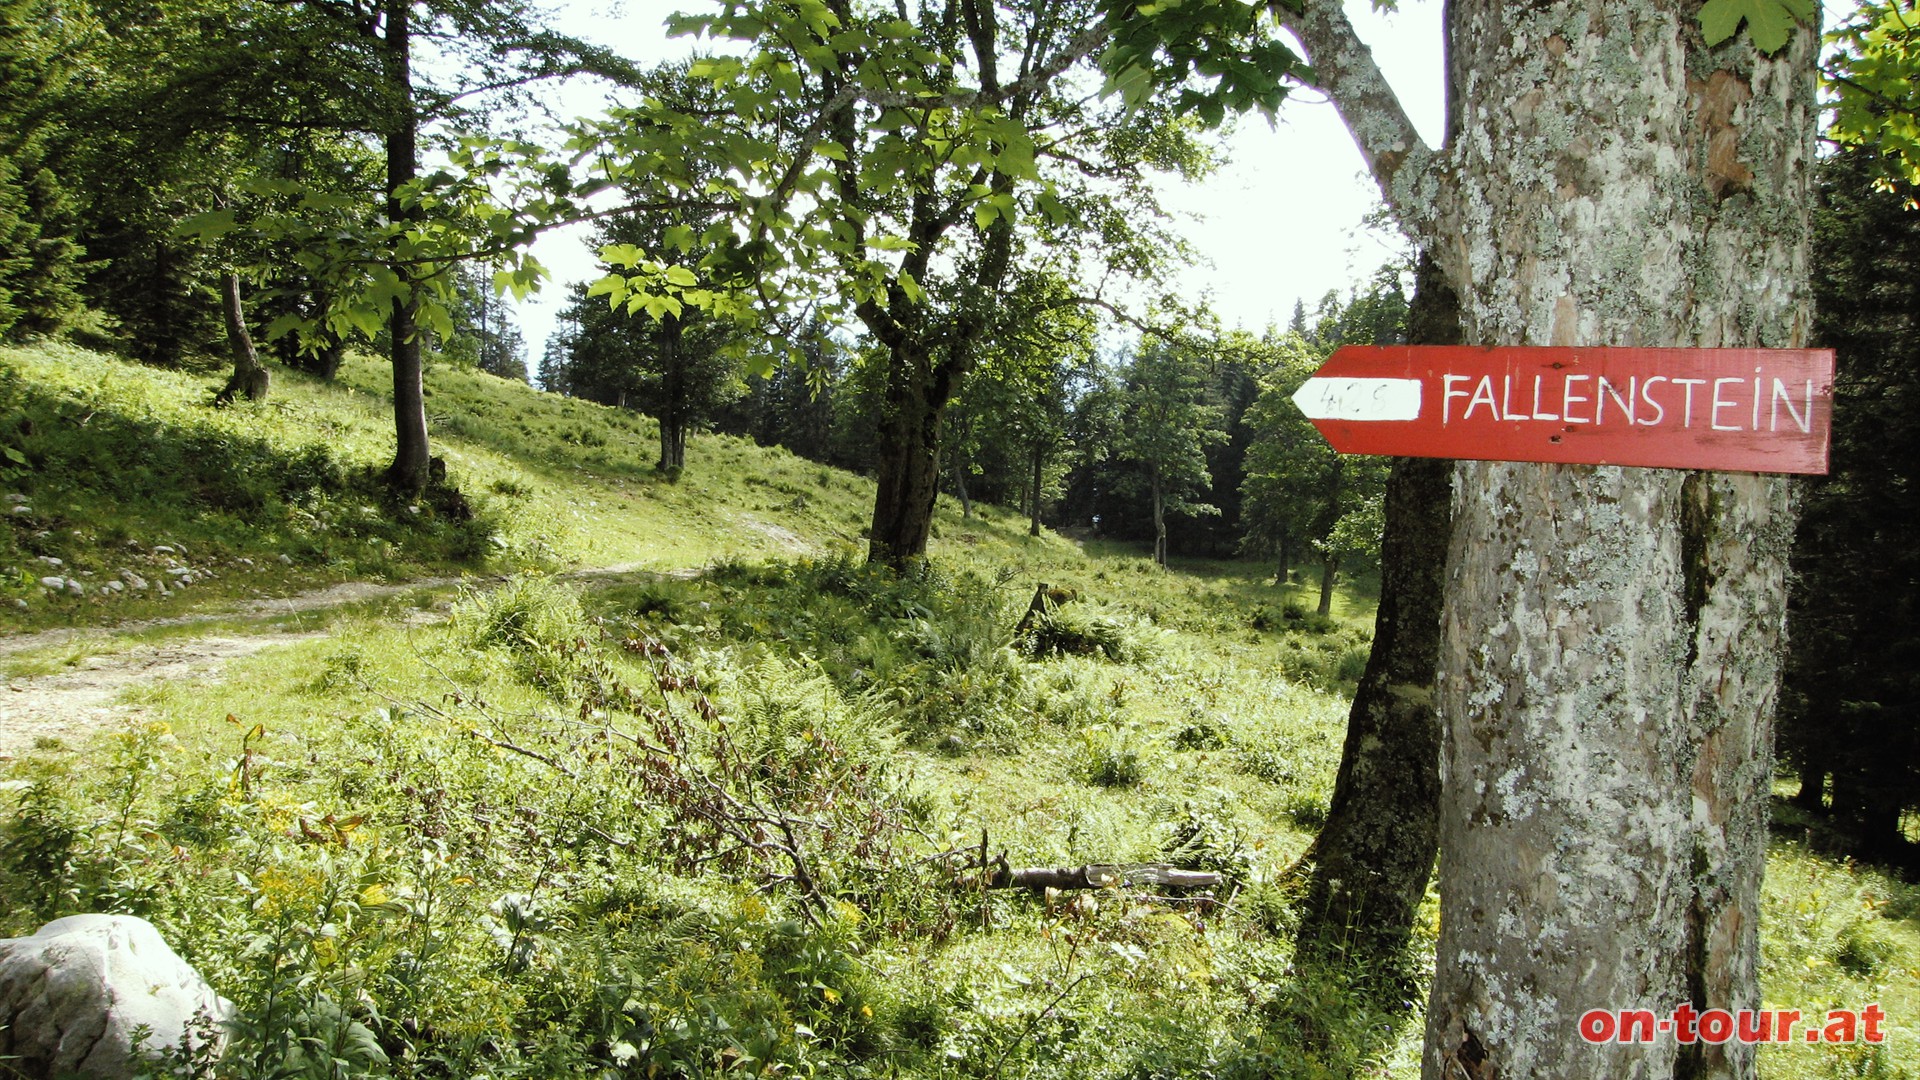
[1699,0,1817,54]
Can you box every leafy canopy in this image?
[1827,2,1920,189]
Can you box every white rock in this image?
[10,505,30,515]
[277,554,293,565]
[36,556,61,568]
[0,914,231,1079]
[104,581,124,593]
[65,581,83,597]
[166,568,192,578]
[151,545,175,556]
[5,493,25,503]
[12,599,25,610]
[37,576,64,590]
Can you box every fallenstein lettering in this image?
[1440,371,1815,433]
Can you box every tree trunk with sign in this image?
[1283,2,1814,1077]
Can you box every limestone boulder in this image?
[0,914,230,1079]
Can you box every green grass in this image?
[1,557,1403,1078]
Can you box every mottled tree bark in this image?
[1286,2,1815,1077]
[1292,254,1459,969]
[1425,7,1809,1078]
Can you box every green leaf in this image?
[601,243,644,268]
[418,299,454,340]
[1698,0,1814,53]
[4,446,28,466]
[175,208,238,241]
[741,352,776,379]
[263,313,308,341]
[664,265,699,288]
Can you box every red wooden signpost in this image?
[1292,345,1836,475]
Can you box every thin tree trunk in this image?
[1292,252,1460,970]
[1316,555,1338,618]
[214,272,269,404]
[660,320,685,473]
[1029,440,1044,536]
[1150,468,1167,567]
[381,0,430,497]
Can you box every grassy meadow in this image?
[1,342,1915,1079]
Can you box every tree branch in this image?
[1277,1,1444,246]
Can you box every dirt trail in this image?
[1,633,319,761]
[0,564,688,762]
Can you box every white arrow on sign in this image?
[1291,376,1423,422]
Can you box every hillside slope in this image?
[1,342,1072,631]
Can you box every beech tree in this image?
[1111,1,1816,1075]
[1313,7,1809,1078]
[583,0,1208,569]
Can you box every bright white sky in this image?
[509,0,1449,355]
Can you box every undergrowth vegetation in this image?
[1,550,1425,1079]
